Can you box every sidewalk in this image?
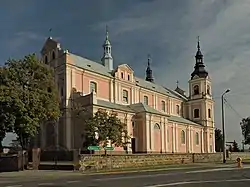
[0,163,240,177]
[0,162,245,178]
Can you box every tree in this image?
[240,117,250,145]
[232,140,240,152]
[215,128,223,152]
[0,54,60,149]
[82,110,130,151]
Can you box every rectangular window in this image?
[121,72,124,79]
[90,81,97,93]
[176,105,180,115]
[143,96,148,105]
[194,109,200,118]
[161,101,166,112]
[208,109,211,118]
[123,90,128,103]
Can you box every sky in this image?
[1,0,250,148]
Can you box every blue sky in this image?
[1,0,250,147]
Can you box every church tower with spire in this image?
[145,55,154,82]
[101,26,113,71]
[187,37,215,153]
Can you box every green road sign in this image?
[104,146,114,151]
[87,146,101,151]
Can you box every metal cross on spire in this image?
[105,25,109,39]
[147,54,151,65]
[197,36,200,50]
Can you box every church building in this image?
[40,28,215,153]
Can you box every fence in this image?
[78,152,250,172]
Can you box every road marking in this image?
[38,183,54,186]
[144,178,250,186]
[66,180,80,183]
[94,173,174,181]
[94,167,248,181]
[5,185,22,187]
[185,167,237,173]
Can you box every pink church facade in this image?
[40,29,215,154]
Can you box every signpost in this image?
[104,146,114,170]
[104,146,114,151]
[87,146,101,151]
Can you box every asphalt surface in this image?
[0,166,250,187]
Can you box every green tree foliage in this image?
[215,128,223,152]
[0,54,60,149]
[232,140,240,152]
[240,117,250,145]
[82,110,130,149]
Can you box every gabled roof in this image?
[96,100,134,112]
[41,37,60,54]
[134,77,182,99]
[116,64,134,73]
[67,53,185,100]
[129,103,168,116]
[95,99,201,126]
[69,53,112,77]
[168,115,201,126]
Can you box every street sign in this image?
[104,146,114,151]
[87,146,101,151]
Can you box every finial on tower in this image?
[147,54,151,66]
[176,80,179,88]
[48,28,52,39]
[105,25,109,40]
[197,36,200,51]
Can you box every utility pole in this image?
[221,89,230,163]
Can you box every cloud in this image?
[5,31,45,53]
[93,0,250,145]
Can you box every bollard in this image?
[236,157,243,168]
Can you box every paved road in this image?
[1,166,250,186]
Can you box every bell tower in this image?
[101,25,113,71]
[187,37,215,153]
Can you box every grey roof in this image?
[96,100,134,113]
[96,99,200,126]
[134,77,181,99]
[68,53,185,100]
[69,53,112,77]
[129,103,168,116]
[168,115,201,126]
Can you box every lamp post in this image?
[221,89,230,163]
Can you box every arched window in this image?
[194,109,200,118]
[132,121,135,129]
[195,132,199,145]
[207,85,210,95]
[161,101,166,112]
[154,123,160,130]
[176,105,180,115]
[90,81,97,93]
[144,96,148,105]
[123,90,128,103]
[52,51,56,60]
[193,85,199,95]
[181,130,185,144]
[208,109,211,118]
[45,55,48,64]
